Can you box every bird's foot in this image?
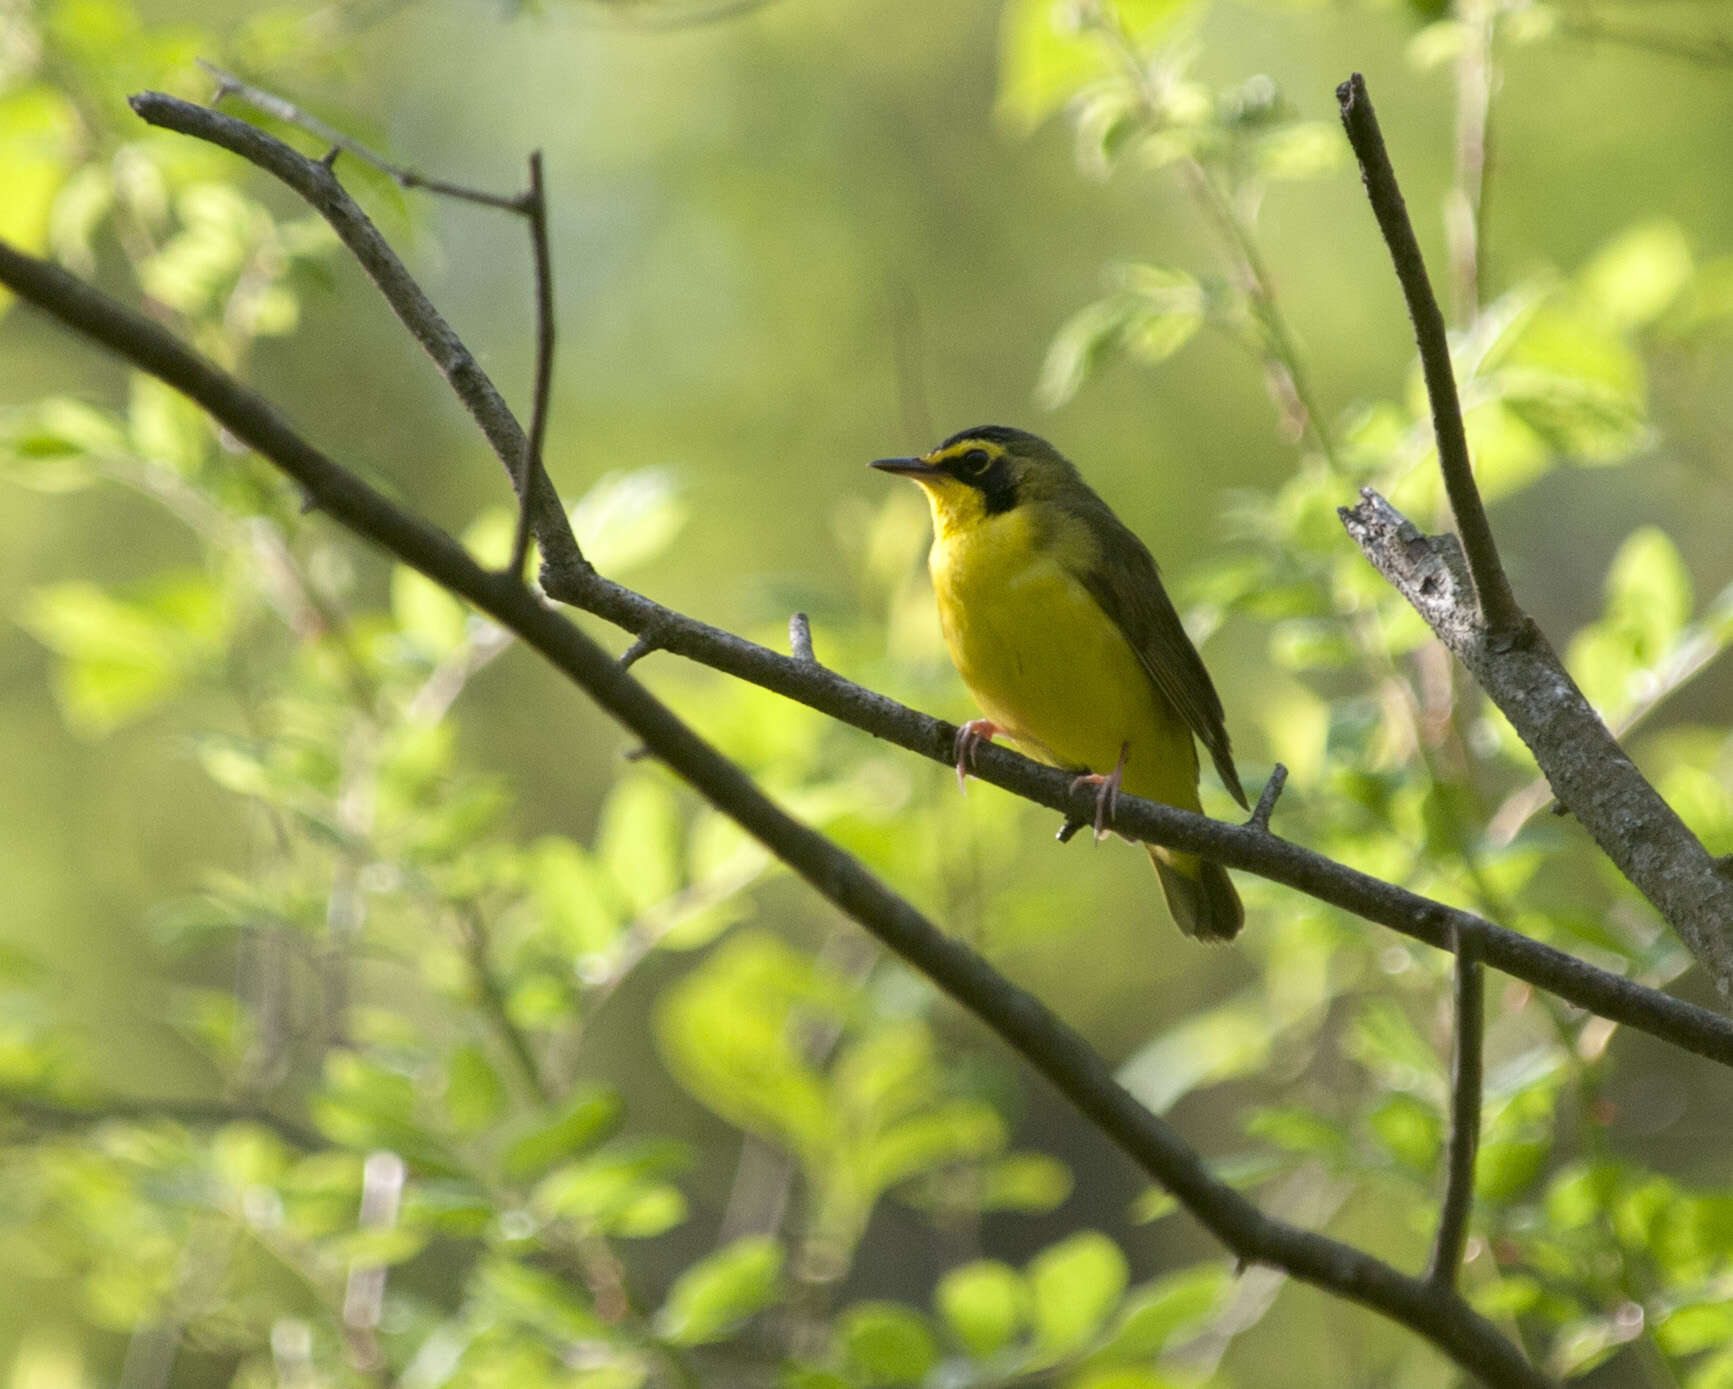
[1070,742,1130,842]
[952,719,1000,794]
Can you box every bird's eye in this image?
[961,448,993,474]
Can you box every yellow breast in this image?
[928,505,1199,810]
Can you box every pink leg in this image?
[952,719,1000,794]
[1070,742,1130,841]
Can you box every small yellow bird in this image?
[872,425,1247,941]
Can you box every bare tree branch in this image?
[1335,73,1733,1001]
[0,236,1553,1389]
[1429,929,1484,1288]
[1339,488,1733,1001]
[510,149,556,581]
[1335,72,1522,638]
[127,90,586,586]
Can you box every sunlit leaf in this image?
[839,1302,940,1386]
[936,1260,1028,1359]
[1117,996,1271,1114]
[978,1152,1073,1212]
[1580,220,1692,330]
[596,774,684,916]
[654,1236,784,1346]
[446,1044,508,1135]
[1028,1232,1129,1355]
[570,468,688,576]
[502,1087,623,1180]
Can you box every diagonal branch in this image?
[127,89,587,587]
[1335,72,1521,637]
[1429,928,1484,1288]
[0,236,1552,1389]
[1334,73,1733,1001]
[1339,489,1733,1001]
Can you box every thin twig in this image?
[619,629,664,670]
[128,90,586,585]
[0,1087,324,1150]
[460,903,551,1102]
[509,150,556,581]
[0,238,1553,1388]
[1248,763,1288,834]
[788,611,817,664]
[199,61,523,209]
[1336,73,1523,639]
[1429,927,1484,1289]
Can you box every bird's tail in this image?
[1148,846,1243,942]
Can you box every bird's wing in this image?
[1061,501,1249,810]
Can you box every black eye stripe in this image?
[960,448,993,474]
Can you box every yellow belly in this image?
[930,510,1199,813]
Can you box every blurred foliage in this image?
[4,0,1733,1385]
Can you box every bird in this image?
[871,425,1248,941]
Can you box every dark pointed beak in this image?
[869,456,941,477]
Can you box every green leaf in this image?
[596,775,684,916]
[1657,1300,1733,1357]
[570,468,688,576]
[129,373,209,475]
[502,1088,624,1180]
[1580,219,1692,330]
[1117,996,1271,1114]
[445,1044,508,1135]
[862,1099,1005,1194]
[528,836,625,959]
[655,1236,784,1346]
[1037,295,1141,409]
[20,571,232,736]
[1346,998,1443,1091]
[831,1022,938,1127]
[0,396,123,491]
[1244,1106,1350,1162]
[1251,120,1342,181]
[476,1255,607,1340]
[1367,1093,1442,1174]
[1607,526,1693,663]
[531,1138,690,1233]
[1475,1136,1551,1204]
[1028,1232,1129,1355]
[839,1303,940,1386]
[0,85,75,315]
[996,0,1114,132]
[978,1152,1073,1212]
[1087,1265,1226,1363]
[392,564,469,660]
[654,933,851,1163]
[935,1260,1028,1360]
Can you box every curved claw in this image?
[1070,742,1130,842]
[952,719,1000,794]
